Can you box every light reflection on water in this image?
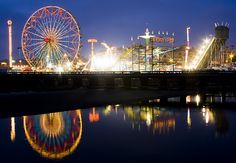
[1,94,236,162]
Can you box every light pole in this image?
[185,27,191,69]
[88,39,97,71]
[8,20,13,68]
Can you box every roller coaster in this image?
[188,23,230,70]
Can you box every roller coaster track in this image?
[188,37,216,69]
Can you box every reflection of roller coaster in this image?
[103,105,176,134]
[23,110,82,159]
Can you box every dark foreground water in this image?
[0,95,236,162]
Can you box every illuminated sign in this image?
[152,31,175,44]
[152,36,175,44]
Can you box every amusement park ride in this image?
[4,6,234,73]
[21,6,81,72]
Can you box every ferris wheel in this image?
[22,6,81,69]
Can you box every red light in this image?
[44,38,51,43]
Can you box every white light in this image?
[187,108,191,127]
[47,62,53,69]
[93,54,118,71]
[202,107,206,113]
[205,110,209,124]
[198,49,204,54]
[56,66,64,73]
[196,95,200,106]
[66,61,72,68]
[204,38,210,44]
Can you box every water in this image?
[1,97,236,162]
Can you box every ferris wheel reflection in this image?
[23,110,82,159]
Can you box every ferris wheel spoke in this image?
[48,14,54,34]
[44,14,51,34]
[51,13,60,34]
[34,45,49,66]
[31,44,47,62]
[58,42,76,52]
[28,46,44,58]
[54,44,66,58]
[54,16,74,36]
[59,28,76,40]
[48,47,61,65]
[36,23,48,37]
[50,11,65,35]
[52,14,68,34]
[57,44,72,58]
[58,33,79,40]
[57,46,68,56]
[53,12,72,32]
[31,20,48,37]
[27,30,45,39]
[27,42,45,49]
[36,16,50,36]
[58,40,75,46]
[31,38,44,41]
[27,41,45,48]
[29,25,46,37]
[54,21,72,38]
[36,19,50,36]
[40,15,50,36]
[31,42,46,55]
[58,25,78,39]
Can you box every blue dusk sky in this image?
[0,0,235,59]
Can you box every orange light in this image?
[89,108,100,123]
[88,39,97,43]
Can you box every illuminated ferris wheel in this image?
[22,6,81,69]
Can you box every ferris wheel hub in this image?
[44,38,51,43]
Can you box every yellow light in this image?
[146,113,151,127]
[10,117,15,142]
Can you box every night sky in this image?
[0,0,235,59]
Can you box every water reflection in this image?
[2,94,235,162]
[23,110,82,159]
[100,103,229,137]
[10,117,15,142]
[187,108,191,128]
[128,106,175,134]
[89,107,100,123]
